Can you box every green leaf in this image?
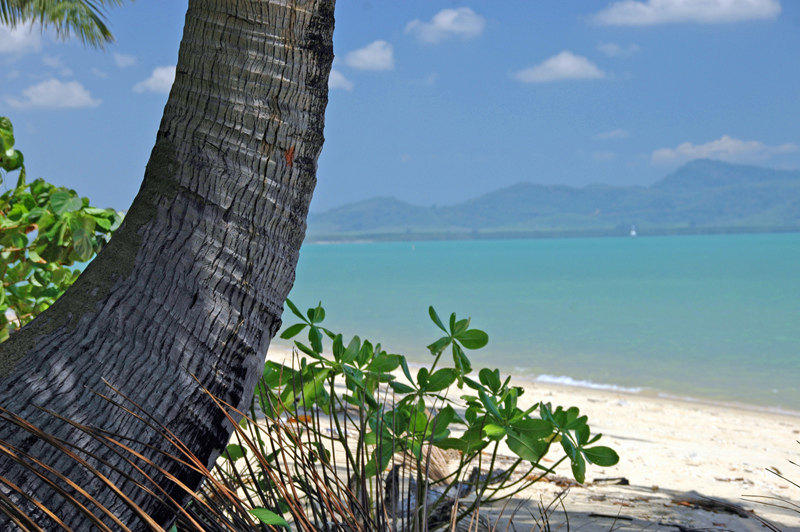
[368,353,401,373]
[280,322,307,339]
[457,328,489,350]
[248,508,289,527]
[483,423,506,440]
[284,298,307,322]
[389,381,415,395]
[309,326,323,353]
[426,368,456,392]
[479,389,503,421]
[434,437,468,452]
[49,191,83,216]
[399,356,413,383]
[506,428,548,463]
[571,453,586,484]
[429,306,447,332]
[427,335,451,356]
[223,444,247,461]
[478,368,501,393]
[583,446,619,467]
[510,418,554,439]
[416,367,429,387]
[452,318,470,335]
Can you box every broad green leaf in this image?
[248,508,289,527]
[368,353,401,373]
[280,322,307,339]
[223,444,247,461]
[49,191,83,216]
[483,423,506,440]
[426,368,456,392]
[506,428,548,463]
[510,418,554,439]
[583,446,619,467]
[457,328,489,350]
[309,326,323,353]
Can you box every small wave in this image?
[534,374,643,393]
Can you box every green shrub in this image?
[210,300,620,530]
[0,117,122,341]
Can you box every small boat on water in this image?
[630,225,637,237]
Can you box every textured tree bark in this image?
[0,0,334,529]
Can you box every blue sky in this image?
[1,0,798,212]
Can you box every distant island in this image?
[307,159,800,242]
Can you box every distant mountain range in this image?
[307,159,800,241]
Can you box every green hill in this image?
[307,159,800,241]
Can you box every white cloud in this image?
[133,65,176,93]
[345,41,394,71]
[652,135,798,164]
[594,129,630,140]
[405,7,486,44]
[91,67,108,78]
[328,69,353,91]
[515,51,606,83]
[113,53,137,68]
[0,24,41,54]
[7,79,101,109]
[594,0,781,26]
[598,42,641,57]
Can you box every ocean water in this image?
[277,234,800,410]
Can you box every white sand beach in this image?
[507,380,800,530]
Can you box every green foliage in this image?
[0,0,125,48]
[0,117,122,341]
[246,300,620,527]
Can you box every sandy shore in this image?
[266,347,800,530]
[505,380,800,530]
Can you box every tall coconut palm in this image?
[0,0,125,46]
[0,0,335,529]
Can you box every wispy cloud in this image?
[598,43,641,57]
[133,66,176,93]
[593,0,781,26]
[113,53,137,68]
[515,51,606,83]
[594,129,630,140]
[405,7,485,44]
[7,79,101,109]
[345,41,394,71]
[652,135,797,164]
[328,69,353,91]
[0,24,41,54]
[42,55,72,76]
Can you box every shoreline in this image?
[270,343,800,416]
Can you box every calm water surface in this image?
[277,234,800,410]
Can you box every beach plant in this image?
[229,300,621,530]
[0,116,123,341]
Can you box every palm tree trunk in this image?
[0,0,334,529]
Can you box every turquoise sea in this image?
[277,233,800,411]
